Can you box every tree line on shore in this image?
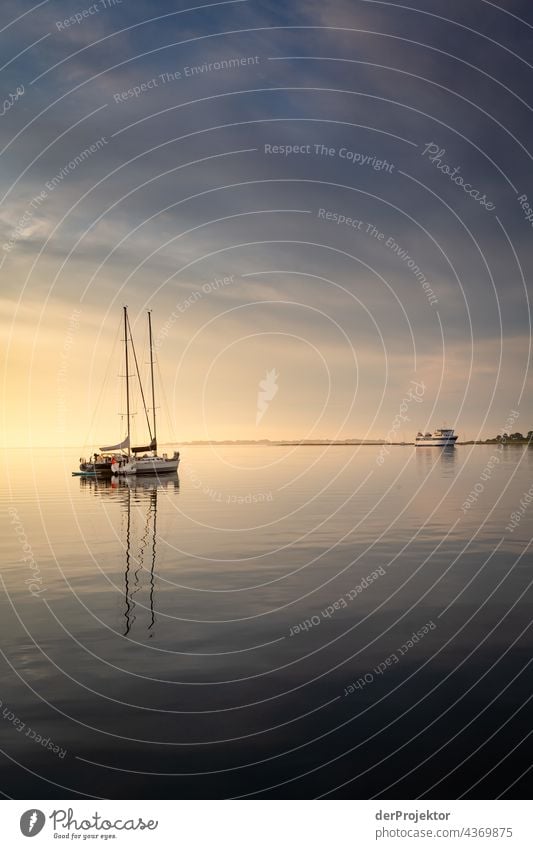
[484,432,533,443]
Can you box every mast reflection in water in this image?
[79,473,180,638]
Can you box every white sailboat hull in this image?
[111,459,137,475]
[135,457,180,475]
[112,456,180,476]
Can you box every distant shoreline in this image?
[179,439,532,447]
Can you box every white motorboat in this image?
[415,428,458,447]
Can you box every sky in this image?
[1,0,532,447]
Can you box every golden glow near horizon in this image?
[3,274,531,449]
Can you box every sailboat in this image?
[78,307,180,477]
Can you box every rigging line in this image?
[141,320,155,441]
[155,357,177,444]
[126,312,153,444]
[82,316,121,447]
[140,322,149,409]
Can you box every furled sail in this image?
[132,437,157,453]
[99,436,130,452]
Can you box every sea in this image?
[1,444,532,799]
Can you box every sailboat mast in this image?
[148,310,157,450]
[124,305,131,456]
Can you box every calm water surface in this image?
[1,445,532,798]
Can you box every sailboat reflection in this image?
[79,474,179,636]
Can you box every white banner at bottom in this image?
[1,800,530,848]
